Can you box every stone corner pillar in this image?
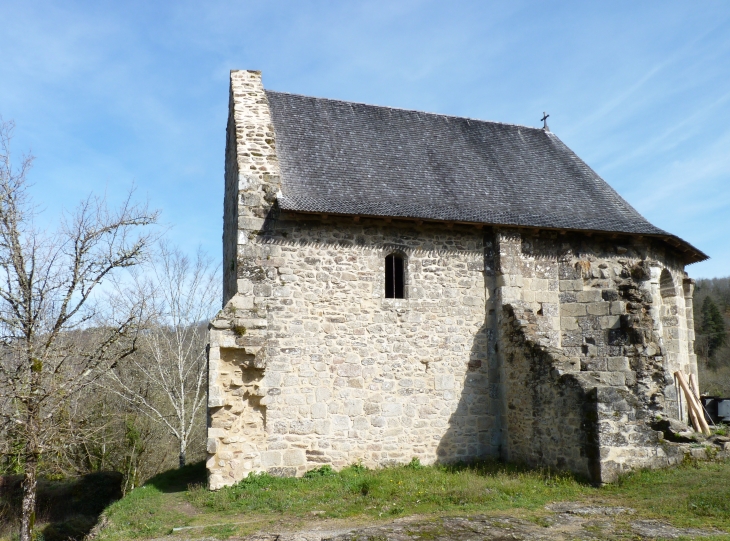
[208,69,280,489]
[682,277,698,380]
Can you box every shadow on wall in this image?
[435,323,498,463]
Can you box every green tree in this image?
[700,296,726,358]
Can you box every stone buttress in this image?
[208,70,281,489]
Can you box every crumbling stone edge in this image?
[502,302,730,485]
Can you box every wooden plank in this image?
[689,373,700,400]
[688,402,701,435]
[689,373,712,427]
[675,371,710,435]
[686,371,700,430]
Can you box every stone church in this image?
[207,69,707,489]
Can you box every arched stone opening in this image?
[660,269,676,299]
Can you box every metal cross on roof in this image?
[541,112,550,131]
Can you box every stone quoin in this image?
[207,69,708,489]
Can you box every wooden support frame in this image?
[675,371,711,435]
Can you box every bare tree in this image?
[104,242,220,468]
[0,118,158,541]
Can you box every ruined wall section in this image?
[500,302,599,480]
[208,70,282,490]
[498,230,698,483]
[222,91,238,305]
[496,229,596,479]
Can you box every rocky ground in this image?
[160,502,725,541]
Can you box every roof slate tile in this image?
[264,90,706,261]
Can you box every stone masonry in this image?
[207,70,702,489]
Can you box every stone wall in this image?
[209,213,500,488]
[500,302,599,480]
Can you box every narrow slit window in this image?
[385,254,405,299]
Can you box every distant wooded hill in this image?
[694,277,730,396]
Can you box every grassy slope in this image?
[98,459,730,540]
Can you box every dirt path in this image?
[232,503,723,540]
[158,503,724,541]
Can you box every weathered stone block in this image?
[345,399,364,416]
[600,315,620,329]
[561,317,579,330]
[582,358,607,371]
[536,291,559,303]
[559,279,583,291]
[238,216,266,230]
[531,278,549,291]
[576,290,602,303]
[337,364,362,377]
[312,403,327,418]
[496,274,523,287]
[593,371,626,386]
[290,420,316,435]
[601,289,619,301]
[381,403,403,416]
[261,451,282,468]
[331,414,352,431]
[562,303,587,317]
[314,420,331,435]
[283,449,306,466]
[587,302,610,316]
[206,438,218,454]
[607,357,630,371]
[434,374,455,390]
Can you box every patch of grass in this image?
[201,523,237,538]
[96,459,730,540]
[94,465,206,541]
[184,460,586,520]
[602,460,730,531]
[302,465,336,479]
[94,484,190,541]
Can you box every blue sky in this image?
[1,0,729,277]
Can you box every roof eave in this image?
[275,205,708,265]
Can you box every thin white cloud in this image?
[599,90,730,173]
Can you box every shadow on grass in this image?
[144,460,207,493]
[436,458,592,485]
[1,471,123,541]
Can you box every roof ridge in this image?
[265,89,544,133]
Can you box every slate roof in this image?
[265,90,706,262]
